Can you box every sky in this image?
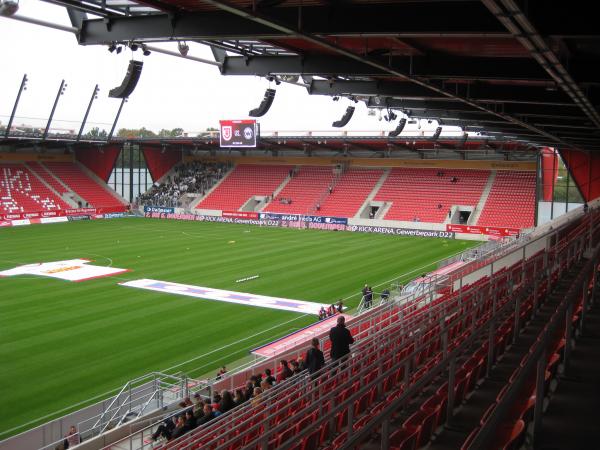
[0,0,447,137]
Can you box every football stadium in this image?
[1,2,600,450]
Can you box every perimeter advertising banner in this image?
[219,120,257,148]
[143,206,175,214]
[258,213,348,225]
[446,224,520,237]
[222,211,259,219]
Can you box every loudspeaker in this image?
[249,88,276,117]
[332,106,355,128]
[389,118,407,137]
[431,126,442,141]
[109,60,144,98]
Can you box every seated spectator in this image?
[212,392,222,405]
[251,374,262,388]
[381,288,390,301]
[260,380,272,391]
[192,394,204,417]
[219,390,235,413]
[251,387,263,407]
[152,416,177,442]
[290,359,302,375]
[264,368,276,385]
[196,404,215,426]
[244,380,255,400]
[336,300,344,313]
[169,415,186,441]
[183,409,197,432]
[276,360,293,382]
[233,389,246,407]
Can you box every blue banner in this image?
[258,213,348,225]
[143,206,175,214]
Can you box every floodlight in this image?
[332,106,355,128]
[389,118,407,137]
[0,0,19,16]
[249,88,276,117]
[431,126,442,141]
[178,41,189,57]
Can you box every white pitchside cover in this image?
[0,259,129,282]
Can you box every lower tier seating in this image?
[477,171,536,229]
[197,164,292,211]
[375,168,490,222]
[44,162,124,209]
[0,163,69,214]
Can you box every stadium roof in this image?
[40,0,600,152]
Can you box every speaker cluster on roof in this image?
[332,106,355,128]
[389,118,407,137]
[249,88,276,117]
[109,60,143,98]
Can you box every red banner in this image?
[446,224,521,237]
[0,206,126,221]
[221,211,259,219]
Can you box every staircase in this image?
[258,167,295,212]
[355,168,390,219]
[469,170,496,225]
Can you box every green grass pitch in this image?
[0,218,477,436]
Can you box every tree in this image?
[117,127,156,138]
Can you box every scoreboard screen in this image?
[219,120,257,148]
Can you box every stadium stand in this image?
[43,162,125,209]
[0,163,69,214]
[27,161,70,195]
[313,168,384,218]
[477,171,536,229]
[100,209,596,450]
[196,164,292,211]
[264,166,337,214]
[137,161,229,207]
[374,168,490,222]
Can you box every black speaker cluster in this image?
[249,88,276,117]
[109,60,144,99]
[389,118,407,137]
[332,106,355,128]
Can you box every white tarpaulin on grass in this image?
[0,259,129,282]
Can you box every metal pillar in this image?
[4,73,28,139]
[532,349,547,441]
[43,79,66,140]
[77,84,99,142]
[108,97,127,141]
[129,144,134,202]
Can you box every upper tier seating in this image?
[477,171,536,229]
[264,166,336,215]
[196,164,292,211]
[375,168,490,222]
[0,164,69,214]
[313,168,384,218]
[44,162,124,209]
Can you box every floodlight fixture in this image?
[141,45,151,56]
[108,43,116,53]
[130,43,139,52]
[431,126,442,141]
[116,46,123,54]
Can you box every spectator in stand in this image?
[264,368,276,385]
[381,288,390,302]
[290,359,302,375]
[251,387,263,407]
[219,390,235,413]
[318,306,328,320]
[244,380,255,400]
[183,409,197,432]
[169,415,187,441]
[304,338,325,376]
[336,300,344,313]
[63,425,80,449]
[196,404,215,426]
[260,379,272,391]
[364,286,373,309]
[328,304,337,316]
[233,389,246,407]
[216,366,227,380]
[151,416,177,441]
[276,360,293,382]
[212,392,222,405]
[251,374,262,388]
[329,316,355,362]
[212,404,222,418]
[192,393,204,417]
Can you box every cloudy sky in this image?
[0,0,447,136]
